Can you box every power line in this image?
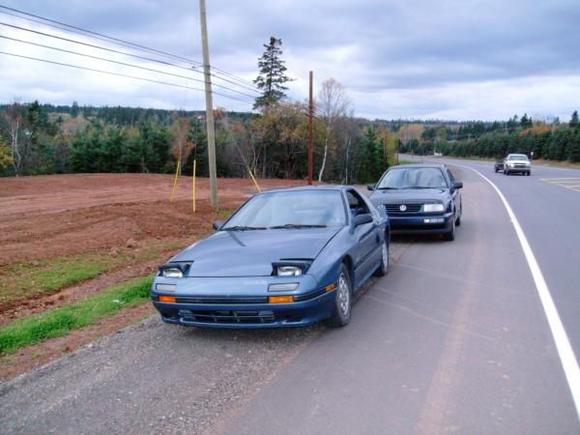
[0,4,200,66]
[0,4,260,94]
[0,34,258,99]
[0,50,251,102]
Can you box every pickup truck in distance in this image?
[494,154,531,176]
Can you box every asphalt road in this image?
[1,162,579,434]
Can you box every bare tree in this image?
[2,102,23,175]
[170,116,193,172]
[317,78,351,181]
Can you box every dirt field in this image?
[0,174,304,320]
[0,173,305,377]
[0,174,303,267]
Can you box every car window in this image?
[223,190,347,228]
[508,154,529,161]
[377,167,449,189]
[446,169,455,183]
[346,190,370,217]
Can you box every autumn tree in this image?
[253,37,291,110]
[398,123,424,145]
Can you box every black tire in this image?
[494,167,499,173]
[505,170,510,176]
[444,215,456,241]
[327,264,352,327]
[527,171,531,176]
[374,240,389,277]
[455,211,462,227]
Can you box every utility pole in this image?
[307,70,314,185]
[199,0,218,207]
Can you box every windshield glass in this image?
[223,190,347,229]
[507,154,529,161]
[377,167,448,189]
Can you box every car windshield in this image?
[507,154,529,161]
[222,190,347,229]
[377,167,448,189]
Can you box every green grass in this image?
[0,240,185,305]
[0,275,153,354]
[1,257,108,302]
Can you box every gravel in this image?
[0,243,404,435]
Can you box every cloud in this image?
[0,0,578,120]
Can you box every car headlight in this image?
[507,162,515,167]
[276,265,303,276]
[423,203,445,213]
[272,261,311,276]
[158,262,192,278]
[161,267,183,278]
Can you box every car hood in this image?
[370,188,450,204]
[170,227,342,277]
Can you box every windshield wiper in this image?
[269,224,328,229]
[377,186,400,190]
[222,225,267,231]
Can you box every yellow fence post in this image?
[170,159,181,202]
[192,159,197,213]
[247,167,261,192]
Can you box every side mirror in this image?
[453,181,463,189]
[367,185,375,191]
[353,213,373,227]
[212,220,225,230]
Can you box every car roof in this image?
[258,184,352,195]
[387,163,448,170]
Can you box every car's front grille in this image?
[513,164,527,168]
[385,203,422,215]
[175,295,268,304]
[178,309,277,324]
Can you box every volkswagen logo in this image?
[399,204,407,212]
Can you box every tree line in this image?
[399,112,580,162]
[1,36,578,183]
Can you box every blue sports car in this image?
[151,186,390,329]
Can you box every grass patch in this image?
[0,240,185,306]
[0,275,153,354]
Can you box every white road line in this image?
[460,164,580,420]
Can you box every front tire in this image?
[444,215,456,241]
[374,240,389,276]
[327,264,352,327]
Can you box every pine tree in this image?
[570,110,579,129]
[253,37,291,110]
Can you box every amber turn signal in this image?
[268,295,294,304]
[324,283,337,292]
[158,295,176,303]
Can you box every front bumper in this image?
[152,290,335,329]
[505,165,530,173]
[389,211,453,234]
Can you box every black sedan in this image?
[368,164,463,241]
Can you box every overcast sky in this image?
[0,0,579,121]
